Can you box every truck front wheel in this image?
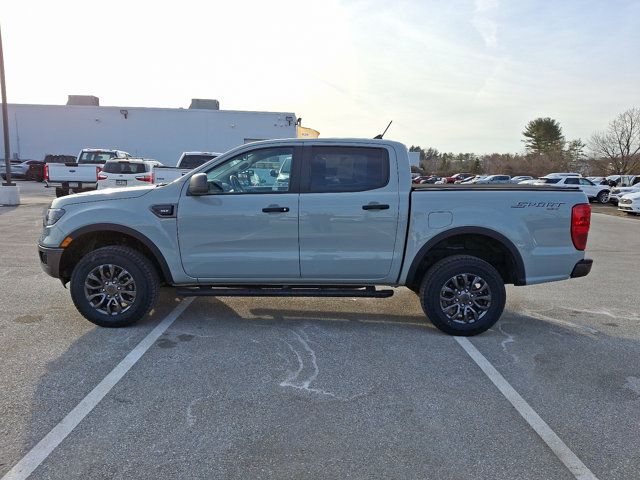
[70,246,159,328]
[419,255,506,336]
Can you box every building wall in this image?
[2,104,297,165]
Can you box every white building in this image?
[2,97,298,165]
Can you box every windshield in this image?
[180,155,218,169]
[78,151,118,164]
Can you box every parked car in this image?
[473,175,512,184]
[459,175,486,184]
[1,160,44,181]
[418,175,442,184]
[153,152,221,184]
[534,176,610,203]
[618,191,640,215]
[45,148,131,197]
[37,138,592,337]
[511,176,533,183]
[443,173,473,184]
[97,159,163,190]
[609,183,640,204]
[518,178,540,185]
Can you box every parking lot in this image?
[1,181,639,480]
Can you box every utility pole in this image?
[1,23,14,187]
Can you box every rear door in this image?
[298,144,400,281]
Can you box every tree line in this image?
[410,107,640,177]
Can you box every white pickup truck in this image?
[152,152,221,184]
[45,149,131,197]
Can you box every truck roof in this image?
[81,148,121,152]
[229,138,407,150]
[181,151,222,156]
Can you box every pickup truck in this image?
[37,139,593,336]
[152,151,221,184]
[45,149,131,197]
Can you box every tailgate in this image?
[47,164,99,183]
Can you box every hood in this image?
[615,186,640,193]
[622,191,640,201]
[52,185,155,208]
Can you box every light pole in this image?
[1,23,14,187]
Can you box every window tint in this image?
[180,154,217,169]
[203,147,294,194]
[539,178,560,184]
[579,178,594,185]
[307,147,389,193]
[103,161,147,174]
[564,177,579,185]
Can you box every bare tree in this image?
[590,108,640,174]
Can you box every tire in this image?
[55,187,67,197]
[70,246,159,327]
[419,255,506,336]
[597,190,609,204]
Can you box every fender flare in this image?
[65,223,174,283]
[405,226,527,286]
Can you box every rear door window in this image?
[303,146,389,193]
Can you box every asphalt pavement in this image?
[1,181,639,479]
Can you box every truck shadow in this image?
[247,306,437,332]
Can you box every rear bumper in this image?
[570,258,593,278]
[38,245,64,279]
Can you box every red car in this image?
[443,173,473,184]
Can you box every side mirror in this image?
[188,173,209,195]
[270,169,277,177]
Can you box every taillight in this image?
[97,173,108,180]
[44,164,49,181]
[135,175,153,183]
[571,203,591,250]
[95,166,102,180]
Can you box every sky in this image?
[2,0,640,153]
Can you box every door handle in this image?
[362,204,390,210]
[262,206,290,213]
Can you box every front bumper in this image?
[618,202,640,213]
[570,258,593,278]
[38,245,64,278]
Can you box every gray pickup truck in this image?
[37,139,592,335]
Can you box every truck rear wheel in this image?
[70,246,159,328]
[419,255,506,336]
[55,187,68,197]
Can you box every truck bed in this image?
[411,184,581,192]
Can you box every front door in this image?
[177,146,301,280]
[298,145,400,281]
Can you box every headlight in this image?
[43,208,65,226]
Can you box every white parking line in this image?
[455,337,599,480]
[1,298,195,480]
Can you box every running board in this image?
[175,285,394,298]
